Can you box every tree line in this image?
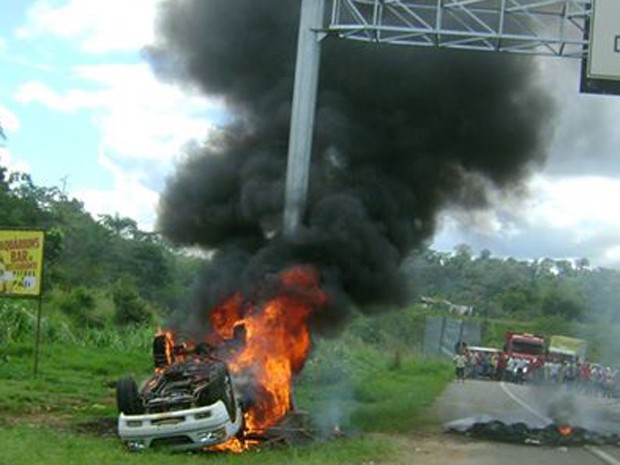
[3,159,620,332]
[0,163,201,329]
[404,244,620,324]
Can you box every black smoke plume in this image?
[147,0,555,335]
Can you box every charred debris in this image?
[445,416,620,447]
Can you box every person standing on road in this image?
[496,352,507,381]
[490,352,498,379]
[453,351,467,383]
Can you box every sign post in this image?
[0,229,45,375]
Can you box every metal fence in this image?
[423,316,481,357]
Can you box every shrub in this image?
[112,282,153,326]
[56,287,101,328]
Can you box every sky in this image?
[1,0,620,269]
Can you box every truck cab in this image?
[504,332,546,381]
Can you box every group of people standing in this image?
[453,348,534,383]
[452,347,619,398]
[543,358,618,397]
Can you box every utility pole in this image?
[60,175,69,196]
[283,0,325,237]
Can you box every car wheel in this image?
[116,376,145,415]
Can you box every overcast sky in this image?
[1,0,620,268]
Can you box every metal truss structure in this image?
[285,0,599,235]
[328,0,592,58]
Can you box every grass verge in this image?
[0,330,451,464]
[297,338,452,434]
[0,426,393,465]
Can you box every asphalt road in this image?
[427,379,620,465]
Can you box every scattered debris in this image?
[444,416,620,447]
[242,410,342,448]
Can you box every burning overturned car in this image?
[115,333,244,451]
[115,266,329,452]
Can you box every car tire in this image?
[116,376,145,415]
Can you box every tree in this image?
[98,213,139,239]
[576,257,590,271]
[541,288,584,321]
[479,249,492,261]
[113,282,153,326]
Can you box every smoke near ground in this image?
[147,0,555,334]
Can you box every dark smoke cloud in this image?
[147,0,555,334]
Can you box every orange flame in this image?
[154,328,175,373]
[208,437,251,453]
[557,424,573,436]
[209,266,326,431]
[156,266,326,451]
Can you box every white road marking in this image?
[499,382,620,465]
[499,382,550,422]
[585,446,620,465]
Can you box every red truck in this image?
[503,332,546,382]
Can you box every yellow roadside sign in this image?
[0,229,45,297]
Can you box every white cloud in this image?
[0,105,29,174]
[73,143,159,230]
[14,63,223,231]
[10,1,222,232]
[0,103,21,133]
[602,246,620,267]
[17,0,162,53]
[15,63,222,163]
[15,80,102,112]
[0,147,31,174]
[526,175,620,236]
[433,174,620,267]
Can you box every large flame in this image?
[208,265,326,431]
[153,266,326,452]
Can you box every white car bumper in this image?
[118,400,243,451]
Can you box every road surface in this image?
[401,379,620,465]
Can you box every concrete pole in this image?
[283,0,325,237]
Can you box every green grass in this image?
[0,321,452,464]
[350,358,452,432]
[296,337,452,434]
[0,426,393,465]
[0,340,151,418]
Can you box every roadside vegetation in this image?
[2,162,619,462]
[0,297,451,464]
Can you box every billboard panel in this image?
[0,230,44,297]
[587,0,620,80]
[581,0,620,95]
[548,335,587,358]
